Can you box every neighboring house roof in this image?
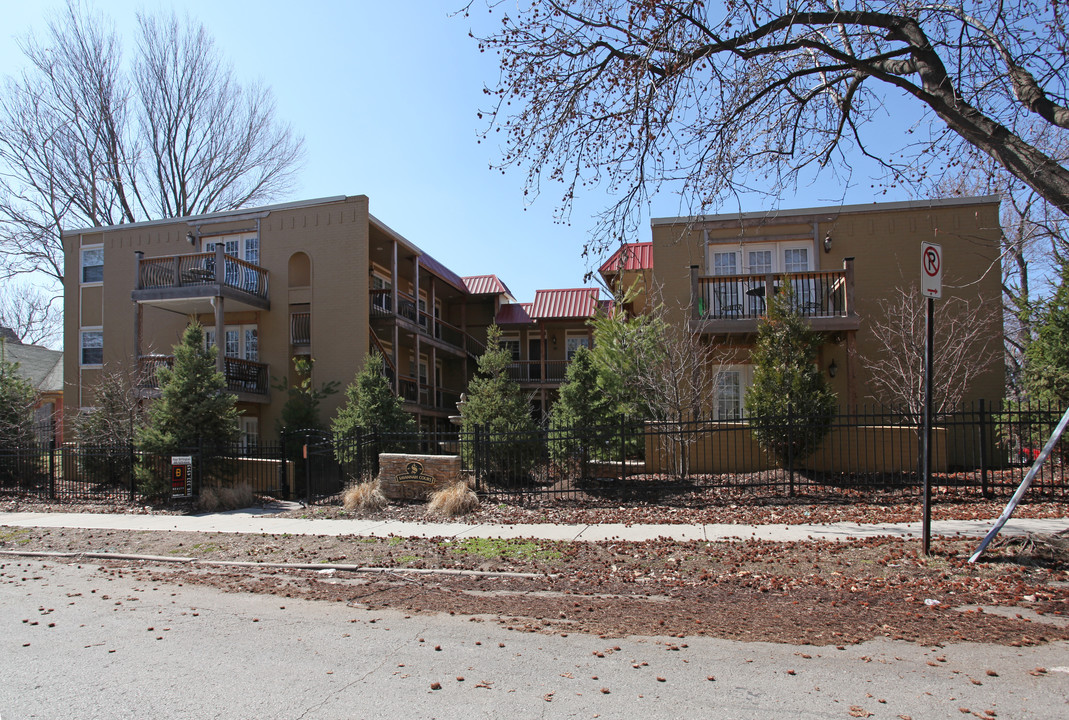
[1,340,63,393]
[418,254,469,295]
[463,274,516,300]
[530,288,601,319]
[0,326,21,344]
[495,303,534,325]
[599,242,654,273]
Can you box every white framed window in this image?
[205,233,260,291]
[565,332,589,361]
[499,332,521,362]
[784,247,809,273]
[417,294,428,328]
[81,246,104,284]
[80,328,103,366]
[708,250,743,317]
[714,365,751,420]
[239,417,259,453]
[745,248,773,275]
[204,324,258,360]
[371,273,392,311]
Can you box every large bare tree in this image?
[0,282,61,348]
[0,1,304,286]
[922,120,1069,391]
[474,1,1069,252]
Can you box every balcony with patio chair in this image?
[132,246,270,311]
[690,258,859,335]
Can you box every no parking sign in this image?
[921,241,942,298]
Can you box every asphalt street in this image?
[2,559,1066,719]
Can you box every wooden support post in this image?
[214,295,225,378]
[690,265,699,320]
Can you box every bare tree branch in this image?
[861,283,999,414]
[475,1,1069,255]
[0,281,62,348]
[0,1,305,284]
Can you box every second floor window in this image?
[80,329,103,366]
[499,335,521,362]
[565,334,589,361]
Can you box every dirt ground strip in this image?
[2,523,1066,647]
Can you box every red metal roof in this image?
[495,302,533,325]
[463,274,514,297]
[599,242,654,274]
[530,288,601,319]
[418,254,468,294]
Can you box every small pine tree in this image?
[333,351,415,460]
[0,347,36,486]
[461,325,539,479]
[136,323,239,497]
[548,346,614,464]
[744,282,837,465]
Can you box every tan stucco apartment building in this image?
[62,194,606,445]
[601,195,1005,415]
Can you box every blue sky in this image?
[1,0,920,307]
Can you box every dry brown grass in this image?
[342,480,388,513]
[426,482,480,518]
[195,484,255,513]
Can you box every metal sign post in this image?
[922,296,934,555]
[919,242,942,556]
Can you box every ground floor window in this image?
[239,417,259,452]
[714,365,751,420]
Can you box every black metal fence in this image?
[1,402,1066,505]
[0,438,289,505]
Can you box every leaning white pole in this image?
[968,405,1069,563]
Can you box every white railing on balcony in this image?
[136,250,269,303]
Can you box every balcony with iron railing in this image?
[505,360,570,386]
[133,246,270,310]
[386,368,463,415]
[690,259,859,335]
[138,354,270,400]
[370,288,485,358]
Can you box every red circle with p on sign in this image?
[923,246,940,276]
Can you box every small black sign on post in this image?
[920,242,942,556]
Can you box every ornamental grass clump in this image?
[426,482,480,518]
[342,479,388,513]
[195,483,254,513]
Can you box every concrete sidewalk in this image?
[1,509,1066,543]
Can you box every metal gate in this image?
[287,429,346,503]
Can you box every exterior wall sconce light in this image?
[828,358,838,378]
[551,334,558,348]
[186,231,197,247]
[823,234,833,253]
